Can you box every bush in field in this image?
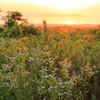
[0,24,41,38]
[0,27,4,33]
[21,24,41,36]
[1,25,22,38]
[0,10,41,37]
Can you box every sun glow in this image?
[1,0,100,24]
[64,21,75,25]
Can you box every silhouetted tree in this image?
[2,11,27,28]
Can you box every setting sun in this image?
[64,21,75,25]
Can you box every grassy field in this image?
[0,23,100,100]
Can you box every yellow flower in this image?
[84,66,91,70]
[95,71,98,73]
[87,62,91,66]
[22,46,26,50]
[93,65,96,69]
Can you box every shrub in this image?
[1,24,41,38]
[21,24,41,36]
[1,25,22,38]
[0,27,4,33]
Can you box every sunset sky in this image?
[0,0,100,24]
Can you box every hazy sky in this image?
[0,0,100,24]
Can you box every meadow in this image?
[0,20,100,100]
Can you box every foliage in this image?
[0,26,100,100]
[2,11,27,28]
[0,24,41,38]
[1,25,22,38]
[0,27,4,33]
[21,24,41,36]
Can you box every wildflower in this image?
[0,37,2,39]
[22,46,26,50]
[95,70,98,73]
[6,66,11,71]
[58,93,64,95]
[64,58,68,63]
[54,43,58,48]
[17,47,21,50]
[53,68,58,71]
[19,43,25,47]
[94,38,100,42]
[84,66,91,71]
[47,35,52,41]
[62,34,68,39]
[6,49,12,53]
[82,34,91,41]
[83,34,90,38]
[7,33,10,35]
[73,70,75,73]
[93,65,96,69]
[2,46,6,50]
[78,39,84,43]
[41,75,49,78]
[20,37,29,42]
[62,39,65,43]
[45,51,51,56]
[87,62,91,66]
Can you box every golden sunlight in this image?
[1,0,100,24]
[64,21,75,25]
